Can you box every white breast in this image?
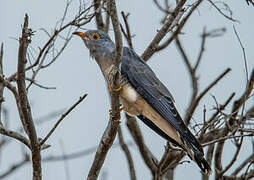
[124,86,138,103]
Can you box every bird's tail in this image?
[182,136,212,175]
[193,150,212,175]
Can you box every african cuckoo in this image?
[73,30,211,174]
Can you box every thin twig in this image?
[0,141,132,179]
[217,135,244,178]
[26,3,92,90]
[120,11,133,49]
[156,143,172,177]
[199,92,235,137]
[0,43,4,127]
[232,153,254,176]
[155,0,203,52]
[7,5,95,82]
[175,36,198,127]
[0,76,29,132]
[118,126,136,180]
[141,0,187,61]
[202,133,253,147]
[194,27,207,71]
[40,93,87,146]
[207,0,238,22]
[233,25,249,86]
[43,142,131,162]
[25,77,56,90]
[185,68,231,125]
[202,143,215,180]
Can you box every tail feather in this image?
[137,115,212,174]
[181,136,212,175]
[194,152,212,175]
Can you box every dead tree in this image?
[0,0,253,180]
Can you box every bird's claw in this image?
[109,85,122,93]
[109,107,126,122]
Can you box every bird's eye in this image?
[91,33,100,40]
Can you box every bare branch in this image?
[202,133,253,147]
[175,36,193,75]
[214,69,253,178]
[87,120,119,179]
[154,0,203,53]
[44,142,131,162]
[107,0,123,122]
[194,27,207,71]
[87,1,123,179]
[0,128,30,149]
[0,43,4,127]
[217,135,244,177]
[40,93,88,146]
[231,69,254,125]
[141,0,187,61]
[161,150,186,175]
[7,5,95,82]
[0,142,131,179]
[108,0,123,68]
[118,126,136,180]
[0,76,30,135]
[185,68,231,125]
[120,11,134,49]
[25,77,56,90]
[207,0,238,22]
[94,0,105,30]
[175,36,198,126]
[232,153,254,176]
[223,169,254,180]
[156,143,183,177]
[199,92,235,137]
[16,14,41,180]
[233,25,249,85]
[202,143,215,180]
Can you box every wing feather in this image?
[120,47,203,154]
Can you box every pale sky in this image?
[0,0,254,179]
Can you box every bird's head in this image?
[73,30,114,55]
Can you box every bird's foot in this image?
[109,107,126,122]
[109,85,122,93]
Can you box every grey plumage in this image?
[120,47,202,150]
[120,47,211,173]
[73,30,212,174]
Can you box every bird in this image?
[73,30,212,174]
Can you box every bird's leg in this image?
[107,65,122,94]
[109,106,126,122]
[109,85,122,93]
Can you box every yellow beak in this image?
[72,32,89,39]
